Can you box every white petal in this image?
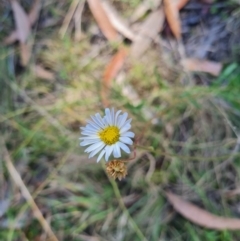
[118,113,128,128]
[81,126,95,132]
[120,124,131,134]
[87,120,101,131]
[120,137,133,145]
[105,108,113,125]
[97,149,105,162]
[79,136,99,140]
[89,143,105,158]
[111,108,115,124]
[114,110,122,125]
[106,145,114,157]
[121,131,135,138]
[84,141,104,153]
[96,113,106,127]
[104,151,109,162]
[125,118,132,125]
[102,116,108,126]
[81,130,97,135]
[80,139,99,146]
[113,143,121,158]
[117,114,123,126]
[91,115,104,128]
[104,145,114,162]
[85,124,99,132]
[118,142,131,154]
[104,146,112,162]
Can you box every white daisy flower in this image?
[80,108,135,162]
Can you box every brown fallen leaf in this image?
[130,7,165,58]
[28,0,42,26]
[32,65,55,81]
[103,47,127,82]
[163,0,181,39]
[176,0,190,10]
[6,0,42,66]
[166,191,240,230]
[10,0,31,43]
[101,0,136,41]
[4,31,18,45]
[102,47,128,107]
[87,0,118,41]
[182,58,222,76]
[5,0,42,45]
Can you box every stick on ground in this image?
[2,141,59,241]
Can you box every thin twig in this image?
[9,147,75,237]
[59,0,81,38]
[74,0,85,41]
[1,141,59,241]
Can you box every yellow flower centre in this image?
[99,126,120,145]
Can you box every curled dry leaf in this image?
[130,7,165,58]
[87,0,118,41]
[166,191,240,230]
[163,0,181,39]
[102,47,128,107]
[182,58,222,76]
[10,0,31,43]
[101,0,135,41]
[163,0,191,39]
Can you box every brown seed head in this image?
[106,160,127,181]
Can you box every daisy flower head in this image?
[80,108,135,162]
